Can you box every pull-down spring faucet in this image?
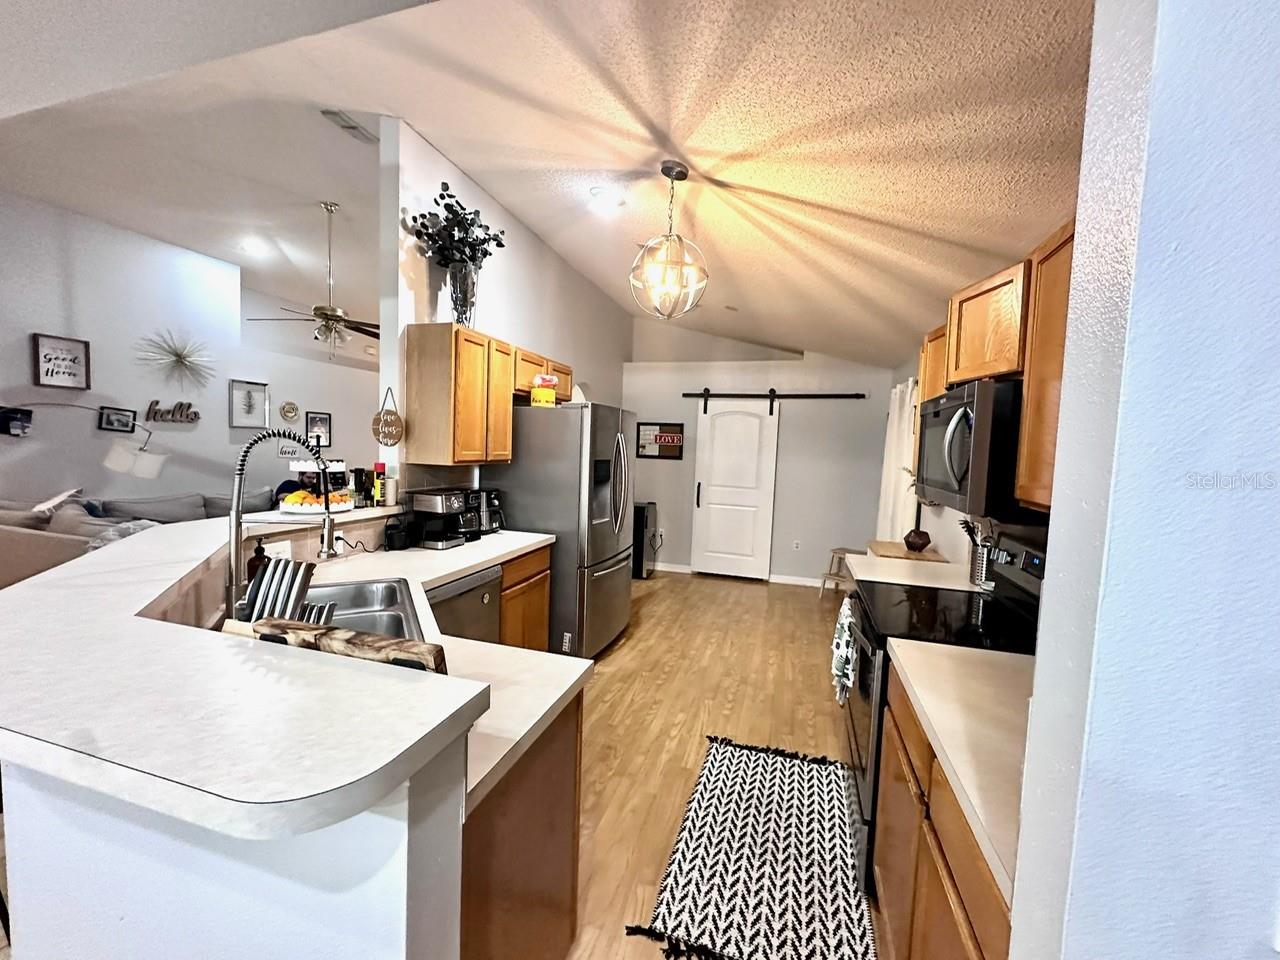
[226,428,337,618]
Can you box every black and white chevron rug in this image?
[627,736,877,960]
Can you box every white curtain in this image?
[875,377,919,541]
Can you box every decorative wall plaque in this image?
[31,333,91,390]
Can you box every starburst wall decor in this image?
[135,329,215,390]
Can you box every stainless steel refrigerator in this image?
[483,403,636,658]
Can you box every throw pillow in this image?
[49,503,123,538]
[87,518,161,550]
[203,487,275,518]
[101,493,207,523]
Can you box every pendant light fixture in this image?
[629,160,709,320]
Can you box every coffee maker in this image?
[410,488,480,549]
[478,489,504,535]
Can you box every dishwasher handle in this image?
[424,564,503,604]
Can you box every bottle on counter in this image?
[245,537,269,585]
[372,461,386,506]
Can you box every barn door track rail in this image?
[682,387,867,415]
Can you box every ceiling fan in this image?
[244,201,378,353]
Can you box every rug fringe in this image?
[706,734,848,768]
[625,925,736,960]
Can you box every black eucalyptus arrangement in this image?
[408,182,506,268]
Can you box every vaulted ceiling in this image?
[0,0,1094,367]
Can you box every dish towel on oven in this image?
[831,596,856,705]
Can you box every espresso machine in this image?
[409,488,481,549]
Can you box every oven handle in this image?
[942,407,968,490]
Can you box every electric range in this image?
[845,527,1045,892]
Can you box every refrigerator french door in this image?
[482,403,635,658]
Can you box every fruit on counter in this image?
[282,490,353,507]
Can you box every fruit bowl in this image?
[279,497,355,514]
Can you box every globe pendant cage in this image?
[629,159,709,320]
[629,233,709,320]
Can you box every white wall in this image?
[621,354,891,582]
[377,118,632,459]
[632,317,803,363]
[1009,1,1155,955]
[0,191,378,501]
[1016,2,1280,958]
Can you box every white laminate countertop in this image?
[887,638,1034,905]
[845,552,981,591]
[312,531,593,812]
[0,510,585,837]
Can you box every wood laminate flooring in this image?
[567,571,849,959]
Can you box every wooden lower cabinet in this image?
[873,712,926,960]
[462,693,582,960]
[499,546,552,650]
[500,569,550,650]
[909,821,984,960]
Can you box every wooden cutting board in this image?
[222,617,447,674]
[868,539,947,562]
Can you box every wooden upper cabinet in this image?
[946,261,1030,385]
[404,324,511,466]
[919,324,949,402]
[513,348,548,393]
[1016,220,1075,510]
[548,360,573,402]
[873,712,927,960]
[486,338,514,461]
[452,328,490,462]
[908,822,984,960]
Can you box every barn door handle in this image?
[696,481,701,508]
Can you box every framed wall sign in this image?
[31,333,91,390]
[97,406,137,434]
[305,410,332,448]
[228,379,270,428]
[637,421,684,460]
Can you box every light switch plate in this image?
[264,540,293,562]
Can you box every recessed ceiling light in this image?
[588,185,626,217]
[238,235,272,258]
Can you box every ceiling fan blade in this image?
[344,321,381,340]
[281,306,317,317]
[245,317,310,323]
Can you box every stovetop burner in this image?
[853,579,1037,655]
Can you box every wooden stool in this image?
[818,547,859,600]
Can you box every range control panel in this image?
[989,531,1047,596]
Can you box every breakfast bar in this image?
[0,508,591,960]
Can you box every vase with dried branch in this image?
[406,182,505,327]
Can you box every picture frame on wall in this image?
[31,333,91,390]
[97,406,137,434]
[228,379,270,429]
[305,410,332,449]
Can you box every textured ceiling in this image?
[0,0,1093,366]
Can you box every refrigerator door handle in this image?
[611,431,626,535]
[618,430,630,530]
[591,556,632,578]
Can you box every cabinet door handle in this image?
[696,481,701,508]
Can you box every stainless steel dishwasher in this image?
[424,565,502,643]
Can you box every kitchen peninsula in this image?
[0,507,591,960]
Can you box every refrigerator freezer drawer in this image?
[577,550,632,658]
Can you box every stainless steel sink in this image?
[303,579,425,641]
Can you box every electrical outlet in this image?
[658,527,665,538]
[264,540,293,562]
[792,540,801,551]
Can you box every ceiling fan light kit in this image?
[630,159,709,321]
[243,200,380,356]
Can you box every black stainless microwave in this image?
[915,379,1028,519]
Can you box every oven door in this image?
[916,390,975,513]
[845,600,885,823]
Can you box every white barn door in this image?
[690,399,780,580]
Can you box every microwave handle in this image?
[942,407,967,489]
